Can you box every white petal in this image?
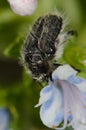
[35,85,53,107]
[76,80,86,92]
[52,64,77,80]
[40,84,64,128]
[58,80,86,130]
[8,0,37,16]
[83,92,86,101]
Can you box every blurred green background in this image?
[0,0,86,130]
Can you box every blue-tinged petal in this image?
[68,75,86,92]
[58,80,86,130]
[40,94,54,114]
[68,75,85,84]
[0,108,10,130]
[40,84,53,96]
[35,85,53,107]
[40,83,64,128]
[82,92,86,101]
[54,110,64,126]
[68,115,72,121]
[52,64,77,81]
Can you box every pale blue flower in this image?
[0,108,10,130]
[35,64,86,130]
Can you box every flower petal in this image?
[58,80,86,130]
[36,64,86,130]
[35,85,53,107]
[68,75,86,92]
[0,108,10,130]
[39,83,64,128]
[8,0,37,16]
[52,64,77,81]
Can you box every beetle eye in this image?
[45,48,56,59]
[50,48,55,54]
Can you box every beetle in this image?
[21,14,76,82]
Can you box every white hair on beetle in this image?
[49,9,74,62]
[8,0,38,16]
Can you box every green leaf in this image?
[4,37,23,59]
[64,44,86,72]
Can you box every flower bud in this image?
[8,0,37,16]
